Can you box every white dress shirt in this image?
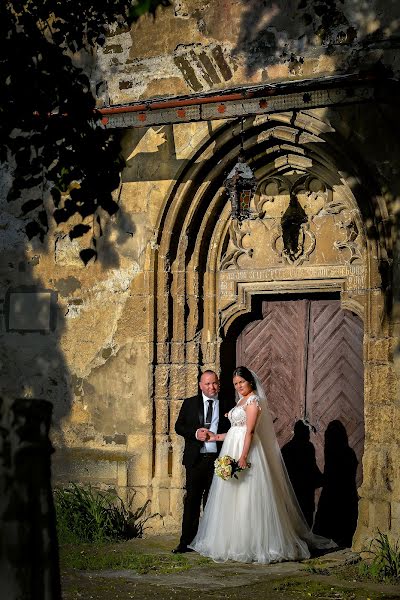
[200,393,219,453]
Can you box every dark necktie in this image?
[205,399,213,427]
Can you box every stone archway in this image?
[151,110,390,549]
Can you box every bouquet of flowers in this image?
[214,455,250,480]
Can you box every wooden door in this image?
[236,297,364,485]
[236,300,308,446]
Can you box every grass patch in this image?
[312,561,400,590]
[60,543,192,574]
[273,577,398,599]
[359,531,400,583]
[55,483,154,544]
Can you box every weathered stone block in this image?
[117,461,128,488]
[391,500,400,523]
[170,341,185,363]
[364,364,397,406]
[52,451,120,488]
[156,342,170,364]
[370,501,391,532]
[357,497,370,528]
[353,525,373,553]
[127,448,153,487]
[115,294,150,343]
[155,488,172,517]
[368,289,389,336]
[169,487,184,522]
[169,364,188,398]
[185,340,201,365]
[173,122,210,160]
[155,364,170,397]
[365,404,394,444]
[361,449,394,499]
[391,499,400,536]
[154,401,168,434]
[365,336,396,362]
[54,236,85,267]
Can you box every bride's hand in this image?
[238,456,248,469]
[207,432,217,441]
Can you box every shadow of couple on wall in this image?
[282,419,359,548]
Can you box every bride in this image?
[189,366,337,563]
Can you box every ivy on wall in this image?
[0,0,170,264]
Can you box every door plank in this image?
[306,300,364,486]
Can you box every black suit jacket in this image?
[175,395,231,467]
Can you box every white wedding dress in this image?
[189,393,336,563]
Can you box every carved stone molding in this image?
[218,264,367,333]
[219,172,363,270]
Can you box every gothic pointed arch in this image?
[150,111,389,551]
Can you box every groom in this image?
[172,370,231,553]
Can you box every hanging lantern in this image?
[224,121,257,221]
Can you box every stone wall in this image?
[1,0,399,548]
[97,0,400,105]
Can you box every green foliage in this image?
[1,0,170,262]
[129,0,171,19]
[54,483,154,544]
[359,530,400,582]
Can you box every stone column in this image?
[0,398,61,599]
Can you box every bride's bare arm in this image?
[238,403,260,468]
[207,432,226,442]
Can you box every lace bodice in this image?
[228,394,260,427]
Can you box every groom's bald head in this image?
[199,370,219,398]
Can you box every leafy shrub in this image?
[54,483,154,544]
[359,530,400,582]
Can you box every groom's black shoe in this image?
[172,544,194,554]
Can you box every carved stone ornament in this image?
[220,172,363,269]
[315,196,362,264]
[265,175,321,266]
[334,218,363,264]
[271,219,316,266]
[220,218,253,269]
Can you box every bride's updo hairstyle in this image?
[233,366,256,390]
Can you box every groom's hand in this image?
[196,428,210,442]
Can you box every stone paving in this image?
[61,534,400,600]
